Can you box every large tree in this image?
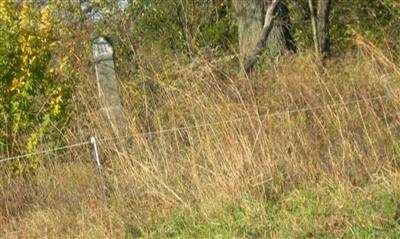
[265,0,296,58]
[309,0,332,61]
[317,0,331,61]
[233,0,295,73]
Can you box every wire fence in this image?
[0,93,393,165]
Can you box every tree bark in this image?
[234,0,295,69]
[317,0,331,61]
[265,0,296,59]
[243,0,281,74]
[233,0,265,65]
[308,0,319,55]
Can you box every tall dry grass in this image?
[1,40,400,237]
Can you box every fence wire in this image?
[0,93,392,163]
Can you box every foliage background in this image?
[0,1,71,173]
[1,0,400,237]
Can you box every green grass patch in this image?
[138,181,400,238]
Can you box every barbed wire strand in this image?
[0,141,91,163]
[97,94,390,143]
[0,94,392,163]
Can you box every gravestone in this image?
[93,36,126,135]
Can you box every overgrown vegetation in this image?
[0,1,70,174]
[1,0,400,238]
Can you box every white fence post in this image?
[90,136,101,168]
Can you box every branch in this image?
[308,0,319,56]
[243,0,280,74]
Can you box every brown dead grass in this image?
[1,42,400,237]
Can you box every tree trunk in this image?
[234,0,295,68]
[308,0,319,55]
[317,0,331,61]
[233,0,264,65]
[243,0,281,74]
[265,1,296,59]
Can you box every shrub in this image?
[0,1,70,173]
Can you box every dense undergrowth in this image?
[1,1,400,238]
[1,42,400,237]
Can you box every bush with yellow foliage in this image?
[0,1,69,173]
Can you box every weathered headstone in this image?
[93,36,126,135]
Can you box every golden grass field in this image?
[1,40,400,238]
